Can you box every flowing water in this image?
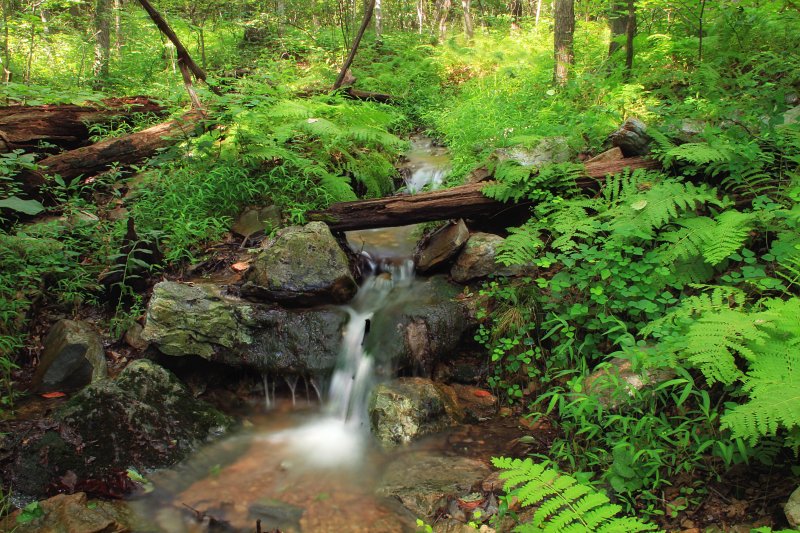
[125,141,458,532]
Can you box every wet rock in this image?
[242,222,357,306]
[249,498,304,532]
[450,384,497,422]
[376,452,490,518]
[364,276,477,374]
[610,118,651,156]
[414,219,470,273]
[785,485,800,527]
[0,492,137,533]
[31,319,107,393]
[2,360,231,497]
[584,355,676,408]
[586,146,624,164]
[231,205,282,239]
[498,137,575,168]
[369,377,461,448]
[142,281,349,375]
[142,282,253,359]
[123,323,149,351]
[450,233,521,283]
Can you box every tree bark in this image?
[93,0,112,85]
[375,0,383,42]
[462,0,473,39]
[19,110,204,194]
[511,0,522,31]
[308,156,661,231]
[136,0,221,95]
[332,0,376,90]
[0,97,166,151]
[607,0,627,57]
[436,0,451,41]
[417,0,425,33]
[553,0,574,85]
[625,0,635,71]
[1,0,11,82]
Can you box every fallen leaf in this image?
[473,389,492,398]
[231,262,250,272]
[41,392,66,399]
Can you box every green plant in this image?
[493,457,657,531]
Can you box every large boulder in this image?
[450,233,521,283]
[142,281,348,375]
[609,118,651,156]
[414,219,470,273]
[1,360,231,498]
[363,276,477,375]
[369,377,461,449]
[31,319,107,392]
[784,485,800,528]
[242,222,357,306]
[376,452,491,518]
[497,137,574,168]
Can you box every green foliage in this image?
[493,457,656,532]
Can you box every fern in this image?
[604,180,723,239]
[640,284,746,338]
[658,210,755,266]
[492,457,657,532]
[496,221,545,266]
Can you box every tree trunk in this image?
[0,97,166,151]
[136,0,221,95]
[462,0,473,39]
[511,0,522,31]
[20,111,204,194]
[114,0,122,52]
[625,0,635,71]
[1,0,11,82]
[417,0,425,33]
[277,0,285,36]
[436,0,451,41]
[375,0,383,42]
[93,0,112,86]
[308,157,661,231]
[553,0,574,85]
[332,0,376,90]
[535,0,542,27]
[607,0,627,57]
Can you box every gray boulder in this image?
[450,233,521,283]
[498,136,574,168]
[369,377,461,448]
[376,452,490,518]
[785,485,800,528]
[242,222,357,306]
[142,281,348,375]
[31,319,107,392]
[2,360,231,497]
[414,219,470,273]
[610,118,651,156]
[364,276,477,374]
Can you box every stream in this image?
[123,138,507,533]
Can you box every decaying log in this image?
[0,97,166,151]
[308,156,661,231]
[295,86,397,103]
[19,110,205,195]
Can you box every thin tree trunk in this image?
[607,0,627,57]
[1,0,12,82]
[625,0,635,72]
[277,0,285,37]
[93,0,112,87]
[462,0,473,39]
[136,0,221,95]
[511,0,522,31]
[24,8,36,83]
[332,0,376,90]
[436,0,451,41]
[535,0,542,27]
[375,0,383,42]
[417,0,425,33]
[553,0,574,85]
[114,0,122,52]
[697,0,706,62]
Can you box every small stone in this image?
[231,205,282,238]
[586,147,624,164]
[785,485,800,527]
[482,472,503,493]
[124,323,149,351]
[451,233,521,283]
[32,319,107,393]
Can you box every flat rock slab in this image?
[414,219,469,273]
[376,452,491,518]
[0,492,139,533]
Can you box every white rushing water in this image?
[403,136,450,194]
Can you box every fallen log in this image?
[295,86,398,103]
[0,97,166,152]
[308,156,661,231]
[18,110,205,196]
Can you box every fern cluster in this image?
[493,457,656,532]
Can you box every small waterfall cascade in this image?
[404,136,450,193]
[326,258,415,426]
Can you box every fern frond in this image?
[492,457,656,532]
[640,284,746,338]
[666,142,730,165]
[497,221,545,266]
[659,210,754,266]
